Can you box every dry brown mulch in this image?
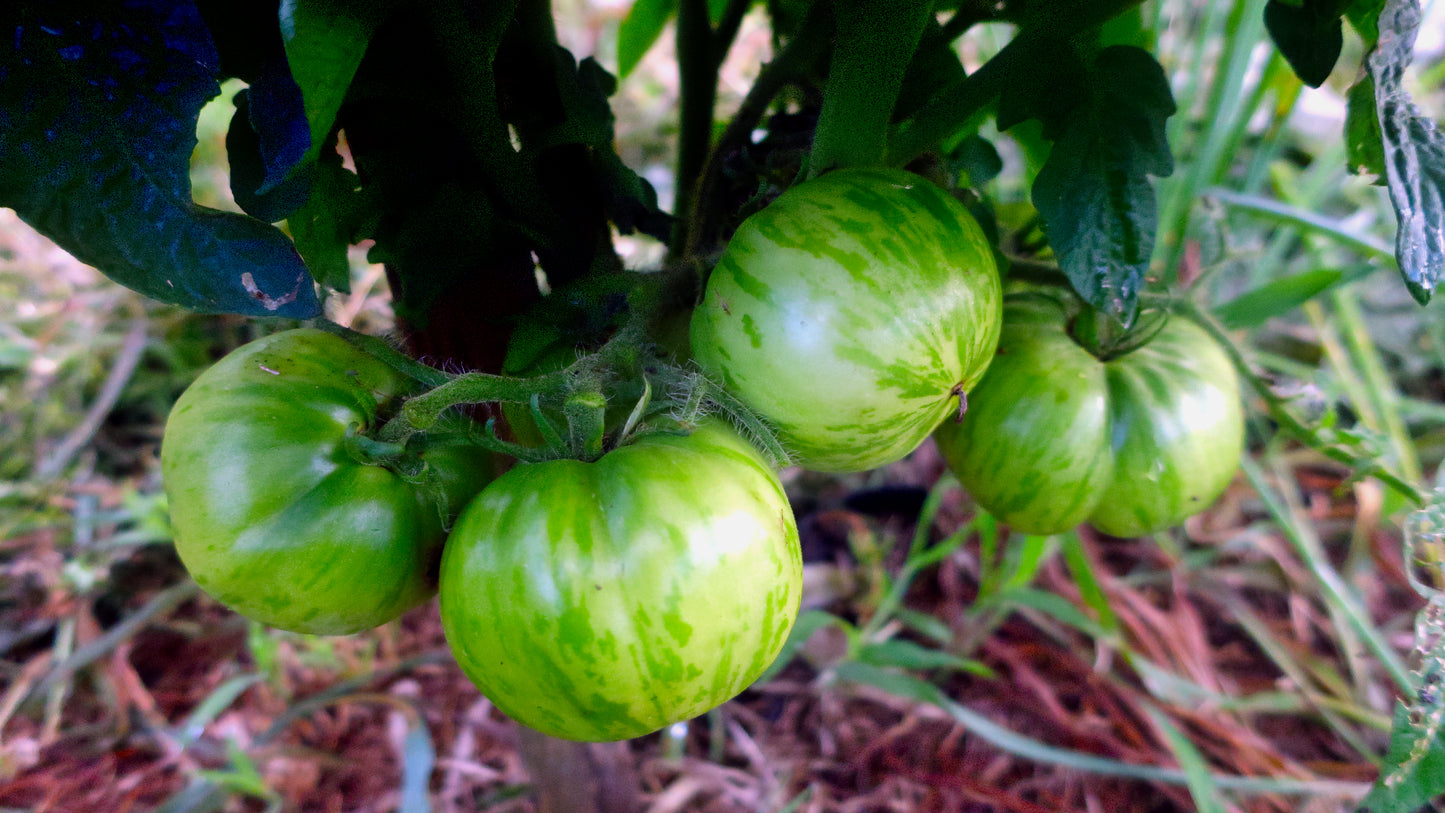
[0,445,1406,813]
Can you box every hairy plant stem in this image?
[313,319,452,389]
[671,0,753,257]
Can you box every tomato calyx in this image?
[1068,305,1171,362]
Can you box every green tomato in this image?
[690,167,1002,473]
[933,295,1244,537]
[439,421,802,742]
[161,329,493,635]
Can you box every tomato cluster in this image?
[162,168,1243,743]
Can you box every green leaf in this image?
[227,86,314,223]
[755,610,848,683]
[618,0,675,78]
[1145,707,1229,813]
[279,0,392,165]
[1346,73,1388,181]
[1345,0,1386,47]
[1358,701,1445,811]
[174,674,266,748]
[831,660,949,705]
[854,639,994,677]
[1364,0,1445,304]
[1215,268,1346,329]
[984,586,1114,640]
[288,151,374,292]
[1030,45,1177,324]
[893,20,967,124]
[1263,0,1347,88]
[0,4,319,318]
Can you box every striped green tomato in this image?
[933,295,1244,537]
[162,329,493,635]
[439,421,802,742]
[690,168,1002,473]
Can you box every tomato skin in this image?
[439,421,802,742]
[161,329,492,635]
[690,168,1002,473]
[933,296,1244,537]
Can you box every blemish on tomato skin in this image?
[257,364,280,375]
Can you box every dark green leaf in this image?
[1357,700,1445,812]
[949,135,1003,187]
[1263,0,1347,88]
[1215,269,1345,329]
[288,152,372,292]
[893,20,967,124]
[0,3,318,318]
[227,88,314,223]
[1366,0,1445,304]
[279,0,391,164]
[1031,46,1176,323]
[995,39,1087,138]
[618,0,674,78]
[1346,73,1387,181]
[246,51,311,196]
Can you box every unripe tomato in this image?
[162,329,492,634]
[439,421,802,741]
[690,168,1002,472]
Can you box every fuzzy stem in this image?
[313,319,452,389]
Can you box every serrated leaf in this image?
[1366,0,1445,304]
[894,20,967,124]
[1031,45,1176,323]
[1215,268,1346,329]
[288,152,370,292]
[1263,0,1346,88]
[618,0,674,78]
[279,0,390,163]
[1346,73,1388,181]
[1358,700,1445,812]
[995,40,1087,139]
[0,3,318,318]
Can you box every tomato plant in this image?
[438,420,802,742]
[689,167,1002,473]
[934,295,1244,538]
[161,329,493,635]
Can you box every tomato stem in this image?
[313,319,452,389]
[565,392,609,461]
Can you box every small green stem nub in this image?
[564,392,609,461]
